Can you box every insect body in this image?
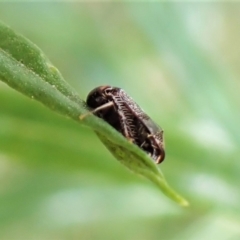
[85,86,165,164]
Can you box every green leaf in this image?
[0,21,188,206]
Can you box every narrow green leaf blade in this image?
[0,21,189,206]
[0,21,83,105]
[97,133,189,207]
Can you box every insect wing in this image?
[118,89,165,163]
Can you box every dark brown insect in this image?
[83,86,165,164]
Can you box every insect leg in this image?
[79,101,114,120]
[140,141,146,148]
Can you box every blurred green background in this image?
[0,2,240,240]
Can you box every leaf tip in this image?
[179,198,190,207]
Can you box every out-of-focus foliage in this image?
[0,3,240,240]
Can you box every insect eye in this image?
[104,88,112,95]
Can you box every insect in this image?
[81,86,165,164]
